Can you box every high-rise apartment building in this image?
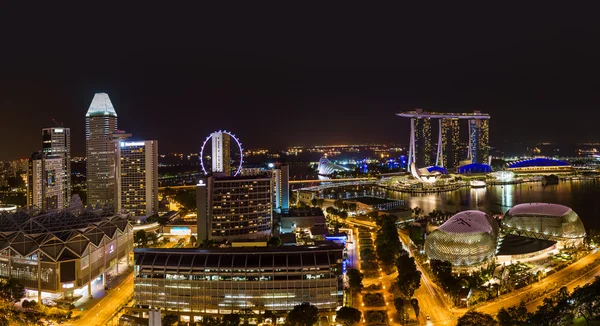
[27,153,64,210]
[116,140,159,217]
[86,93,118,206]
[211,131,231,176]
[197,175,272,241]
[42,127,71,206]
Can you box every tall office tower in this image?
[42,127,71,207]
[273,164,290,213]
[116,140,159,217]
[211,131,231,176]
[86,93,118,206]
[27,152,64,210]
[440,118,460,169]
[468,115,490,164]
[413,116,432,167]
[197,175,272,241]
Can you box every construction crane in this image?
[52,118,63,127]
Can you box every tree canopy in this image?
[287,302,319,326]
[346,268,364,293]
[336,307,362,326]
[457,311,498,326]
[395,251,421,299]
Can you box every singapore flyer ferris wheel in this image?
[200,130,244,176]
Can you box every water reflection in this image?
[382,180,600,230]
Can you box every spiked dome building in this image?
[425,210,499,272]
[502,203,585,248]
[0,205,133,302]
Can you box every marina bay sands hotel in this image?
[397,109,490,170]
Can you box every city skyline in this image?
[3,4,600,160]
[2,5,600,326]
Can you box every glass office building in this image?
[131,244,344,321]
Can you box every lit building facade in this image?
[468,116,490,164]
[398,109,490,170]
[27,153,64,211]
[211,131,231,176]
[42,127,71,206]
[197,176,272,241]
[117,140,159,218]
[130,244,344,321]
[273,164,289,213]
[86,93,118,206]
[413,116,432,167]
[440,118,460,169]
[0,209,133,302]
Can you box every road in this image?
[66,273,134,326]
[348,216,600,324]
[475,248,600,316]
[398,232,456,325]
[349,217,456,325]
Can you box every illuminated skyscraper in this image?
[27,152,64,210]
[42,127,71,207]
[439,118,460,168]
[117,140,159,217]
[413,115,432,167]
[86,93,118,206]
[211,131,231,176]
[468,114,490,164]
[399,109,490,170]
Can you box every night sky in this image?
[1,4,599,160]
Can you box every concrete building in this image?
[86,93,118,206]
[42,127,71,206]
[197,175,272,241]
[116,140,159,218]
[129,243,344,323]
[27,152,64,211]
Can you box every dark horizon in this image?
[2,4,600,160]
